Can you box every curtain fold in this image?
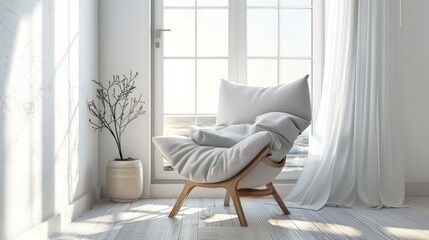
[285,0,404,210]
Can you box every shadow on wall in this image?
[0,0,85,238]
[0,1,39,237]
[0,0,44,238]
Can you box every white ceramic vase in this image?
[106,158,143,202]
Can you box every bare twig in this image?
[88,70,145,160]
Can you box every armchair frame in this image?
[168,146,290,226]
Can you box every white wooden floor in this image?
[53,197,429,240]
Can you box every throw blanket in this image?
[190,112,309,162]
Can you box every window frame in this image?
[152,0,323,182]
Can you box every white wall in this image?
[0,0,99,239]
[401,0,429,184]
[98,0,151,198]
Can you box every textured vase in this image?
[106,159,143,202]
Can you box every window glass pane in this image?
[280,9,311,57]
[280,0,312,7]
[280,59,311,84]
[164,59,195,114]
[247,59,278,87]
[164,115,195,136]
[164,10,195,57]
[197,59,228,114]
[286,129,309,170]
[247,0,278,7]
[197,9,228,57]
[197,116,216,127]
[247,9,278,57]
[197,0,228,6]
[164,0,195,7]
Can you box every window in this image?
[153,0,322,181]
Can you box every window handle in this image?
[156,28,171,38]
[155,29,171,48]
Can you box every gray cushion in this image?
[216,75,311,126]
[152,131,277,183]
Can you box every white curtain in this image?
[285,0,404,210]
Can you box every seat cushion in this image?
[216,75,311,126]
[152,131,282,183]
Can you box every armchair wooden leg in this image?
[267,183,290,215]
[224,190,230,206]
[169,181,195,218]
[229,187,248,226]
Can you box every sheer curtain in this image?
[285,0,404,210]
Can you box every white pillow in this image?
[216,75,311,126]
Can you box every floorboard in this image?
[55,197,429,240]
[178,198,199,240]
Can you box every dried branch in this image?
[88,70,145,159]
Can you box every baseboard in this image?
[149,183,296,198]
[16,185,101,240]
[151,183,429,198]
[405,183,429,197]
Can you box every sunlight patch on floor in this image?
[113,211,158,223]
[385,227,429,239]
[201,214,238,223]
[98,205,207,222]
[180,207,206,215]
[270,219,362,237]
[268,219,297,229]
[79,215,115,224]
[140,204,172,213]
